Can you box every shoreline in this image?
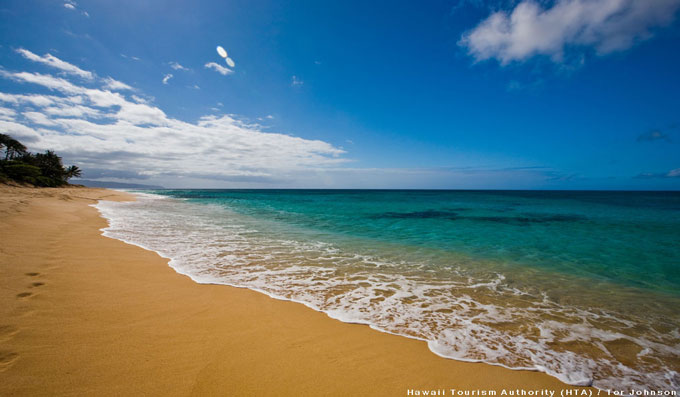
[0,186,578,395]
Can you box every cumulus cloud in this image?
[0,51,346,186]
[459,0,680,64]
[131,95,152,104]
[204,62,233,76]
[16,48,94,80]
[169,61,189,71]
[162,73,173,84]
[103,77,133,91]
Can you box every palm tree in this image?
[64,165,82,180]
[34,150,64,179]
[0,133,28,160]
[1,134,83,186]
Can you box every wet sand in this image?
[0,186,577,396]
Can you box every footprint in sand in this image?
[0,350,19,371]
[11,306,34,317]
[30,282,44,288]
[16,292,32,299]
[25,272,39,277]
[0,325,19,342]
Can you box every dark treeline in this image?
[0,134,82,187]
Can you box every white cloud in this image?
[162,73,173,85]
[63,1,88,16]
[0,120,43,143]
[103,77,133,91]
[291,75,304,87]
[121,54,141,61]
[43,104,102,119]
[10,49,135,93]
[459,0,680,64]
[0,51,347,186]
[16,48,94,80]
[204,62,233,76]
[0,93,56,107]
[131,95,151,104]
[0,70,84,94]
[23,111,58,126]
[0,107,17,121]
[170,61,189,71]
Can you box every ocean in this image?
[94,190,680,391]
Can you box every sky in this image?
[1,0,679,189]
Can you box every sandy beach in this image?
[0,186,576,396]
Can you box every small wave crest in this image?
[94,193,680,392]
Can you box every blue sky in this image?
[1,0,679,189]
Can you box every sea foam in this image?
[94,192,680,392]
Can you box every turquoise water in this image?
[95,190,680,391]
[158,190,680,294]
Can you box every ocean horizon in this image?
[3,1,680,394]
[95,189,680,391]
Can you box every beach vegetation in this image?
[0,134,82,187]
[0,133,27,161]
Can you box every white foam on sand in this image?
[94,193,680,392]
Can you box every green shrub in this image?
[1,135,81,187]
[35,176,64,187]
[3,163,42,182]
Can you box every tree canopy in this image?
[0,134,82,187]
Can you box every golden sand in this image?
[0,186,578,396]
